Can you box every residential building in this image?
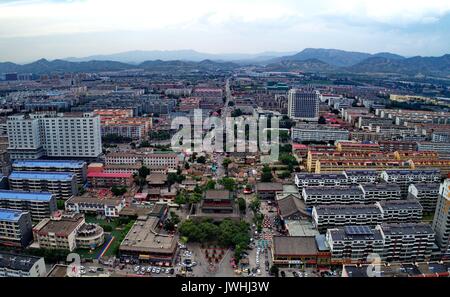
[294,173,349,189]
[432,179,450,256]
[408,183,440,213]
[7,112,102,159]
[0,190,57,221]
[291,125,349,143]
[378,223,434,263]
[376,200,423,223]
[343,170,380,184]
[326,226,384,264]
[359,183,402,203]
[0,252,46,277]
[65,195,125,218]
[12,160,87,185]
[87,172,133,188]
[302,186,365,206]
[312,204,383,233]
[381,169,441,198]
[33,212,103,251]
[9,171,78,199]
[287,88,320,121]
[0,208,33,247]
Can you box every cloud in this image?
[0,0,449,61]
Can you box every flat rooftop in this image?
[314,204,382,216]
[0,208,27,222]
[87,172,132,178]
[273,236,318,256]
[119,216,178,254]
[13,160,86,169]
[9,171,75,181]
[0,190,53,202]
[0,252,42,271]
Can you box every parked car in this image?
[280,271,286,277]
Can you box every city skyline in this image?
[1,0,450,62]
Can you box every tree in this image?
[138,166,150,179]
[318,116,327,124]
[204,180,216,190]
[237,197,246,214]
[222,158,232,176]
[111,186,127,196]
[175,191,187,205]
[249,198,261,213]
[231,109,243,117]
[140,140,151,147]
[197,156,206,164]
[168,173,185,191]
[270,265,279,277]
[279,130,290,142]
[219,177,236,191]
[261,165,274,182]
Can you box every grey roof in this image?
[328,226,383,241]
[0,253,42,272]
[277,195,308,218]
[304,186,364,196]
[383,169,441,176]
[381,223,434,236]
[256,182,283,192]
[273,236,318,256]
[314,204,382,216]
[379,199,423,210]
[344,170,379,177]
[296,173,347,180]
[361,183,401,192]
[204,190,232,200]
[410,183,440,192]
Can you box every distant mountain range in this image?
[64,49,296,64]
[1,48,449,76]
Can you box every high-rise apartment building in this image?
[432,179,450,256]
[7,112,102,160]
[288,88,320,121]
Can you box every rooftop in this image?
[303,186,364,196]
[0,190,53,202]
[273,236,318,256]
[87,172,133,178]
[0,208,27,222]
[12,160,86,169]
[119,216,178,254]
[9,171,75,181]
[0,252,43,272]
[314,204,382,216]
[256,182,283,192]
[381,223,434,236]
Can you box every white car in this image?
[134,266,140,273]
[147,267,152,273]
[156,268,161,274]
[152,267,156,273]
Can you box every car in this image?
[280,271,286,277]
[257,269,261,275]
[147,267,152,273]
[184,259,192,265]
[186,266,193,272]
[265,266,269,272]
[166,268,170,274]
[97,267,104,272]
[169,268,175,275]
[292,272,298,277]
[156,268,161,274]
[152,267,156,273]
[133,266,140,273]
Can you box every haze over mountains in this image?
[1,48,449,76]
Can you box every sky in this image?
[1,0,450,63]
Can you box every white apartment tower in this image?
[7,112,102,159]
[432,179,450,255]
[288,88,320,121]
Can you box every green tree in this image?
[237,197,246,213]
[222,158,232,175]
[270,265,279,277]
[111,185,127,196]
[219,177,236,191]
[249,198,261,213]
[204,180,216,190]
[197,156,207,164]
[138,166,150,179]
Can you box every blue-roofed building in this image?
[0,208,33,247]
[12,160,87,184]
[8,171,78,200]
[0,190,57,221]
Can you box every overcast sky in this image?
[1,0,450,63]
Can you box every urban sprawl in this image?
[0,66,450,278]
